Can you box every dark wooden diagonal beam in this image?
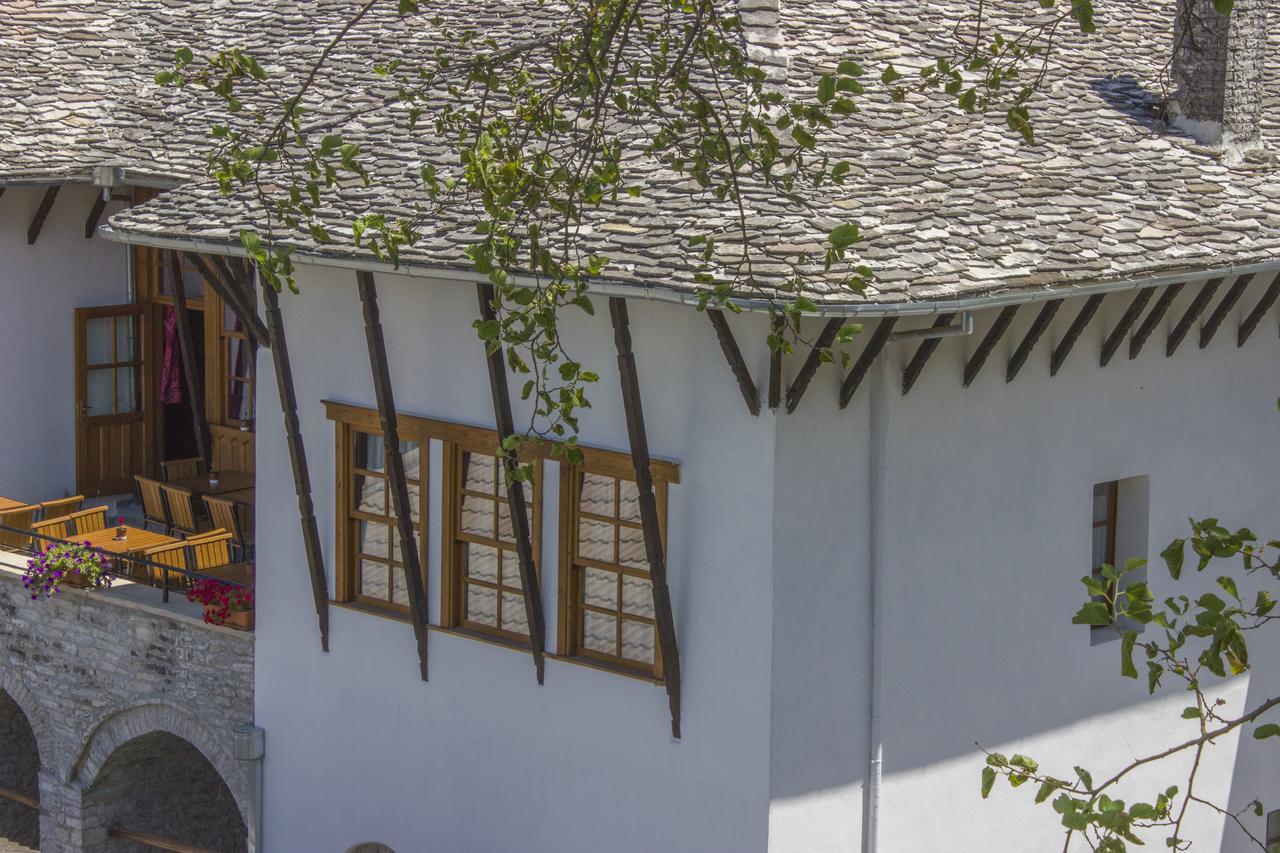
[1100,289,1155,367]
[962,305,1019,387]
[1238,275,1280,347]
[477,283,547,684]
[608,297,682,739]
[839,317,897,408]
[1166,278,1222,356]
[357,271,430,681]
[1006,300,1063,383]
[767,313,783,411]
[261,278,330,651]
[785,318,845,413]
[1129,283,1185,360]
[901,313,956,395]
[1050,294,1105,377]
[167,252,210,471]
[706,310,760,416]
[1199,274,1253,349]
[187,253,271,350]
[26,186,59,245]
[84,194,108,239]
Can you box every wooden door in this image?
[75,305,149,496]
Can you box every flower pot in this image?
[227,609,254,631]
[202,603,223,625]
[62,572,92,590]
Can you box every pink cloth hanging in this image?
[160,307,182,405]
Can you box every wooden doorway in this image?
[74,305,150,496]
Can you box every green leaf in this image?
[829,223,860,252]
[1072,601,1112,626]
[981,766,996,799]
[881,63,902,85]
[1162,539,1185,580]
[1181,706,1201,720]
[1253,723,1280,739]
[817,75,836,104]
[1120,633,1137,679]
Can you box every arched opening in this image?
[83,731,246,852]
[346,845,396,853]
[0,690,40,849]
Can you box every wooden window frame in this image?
[558,456,670,680]
[331,412,429,616]
[439,437,543,644]
[1093,480,1119,615]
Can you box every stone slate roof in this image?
[7,0,1280,304]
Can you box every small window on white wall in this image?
[1090,476,1149,644]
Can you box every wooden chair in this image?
[161,457,203,482]
[203,496,253,560]
[39,495,83,521]
[142,540,190,589]
[160,484,202,536]
[68,506,108,535]
[32,516,71,543]
[135,476,170,533]
[0,505,37,551]
[186,530,234,571]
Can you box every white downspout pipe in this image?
[862,353,888,853]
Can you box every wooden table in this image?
[220,488,256,506]
[78,525,178,555]
[168,471,255,497]
[0,497,28,513]
[200,561,254,587]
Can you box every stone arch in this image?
[0,671,49,755]
[0,687,42,849]
[68,700,250,846]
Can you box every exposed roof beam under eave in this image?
[96,225,1280,320]
[26,186,59,244]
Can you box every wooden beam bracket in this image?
[1129,283,1185,360]
[84,193,108,239]
[261,279,331,652]
[477,283,548,683]
[1050,294,1105,376]
[609,297,682,739]
[839,317,897,408]
[357,271,430,681]
[706,309,760,416]
[188,253,271,350]
[1100,289,1155,367]
[1006,300,1063,383]
[1237,275,1280,347]
[785,318,845,413]
[1166,278,1222,356]
[1199,274,1253,349]
[26,186,60,245]
[901,313,956,395]
[962,305,1019,387]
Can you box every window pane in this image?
[360,559,389,600]
[618,480,641,523]
[353,473,386,515]
[580,473,615,517]
[85,318,113,364]
[618,525,648,570]
[391,566,408,606]
[578,518,614,563]
[227,337,250,381]
[582,611,617,655]
[354,432,386,472]
[228,379,251,422]
[1092,488,1111,524]
[86,368,113,415]
[501,591,529,635]
[1092,526,1108,568]
[584,567,617,609]
[116,367,139,413]
[467,584,498,626]
[401,441,422,480]
[621,575,654,618]
[500,551,523,590]
[461,493,493,537]
[115,315,138,362]
[497,502,514,543]
[465,543,499,583]
[358,520,391,559]
[464,452,497,494]
[621,619,655,664]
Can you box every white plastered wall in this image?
[0,185,128,500]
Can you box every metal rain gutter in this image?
[98,224,1280,319]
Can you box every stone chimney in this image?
[1169,0,1268,159]
[740,0,789,95]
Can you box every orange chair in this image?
[0,505,37,551]
[68,506,108,535]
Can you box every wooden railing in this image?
[108,827,218,853]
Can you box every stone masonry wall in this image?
[0,565,255,852]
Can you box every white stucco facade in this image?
[0,186,128,499]
[248,263,1280,853]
